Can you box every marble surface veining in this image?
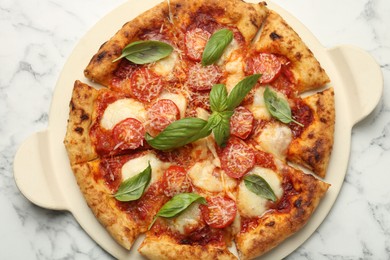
[1,0,389,259]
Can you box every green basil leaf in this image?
[112,40,174,64]
[113,162,151,202]
[145,118,212,150]
[263,87,304,126]
[209,84,228,112]
[212,111,233,147]
[244,174,277,202]
[201,29,233,66]
[226,74,261,110]
[149,193,206,229]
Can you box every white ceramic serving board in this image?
[14,0,383,259]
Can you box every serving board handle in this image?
[327,45,383,125]
[14,131,67,210]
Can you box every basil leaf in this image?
[201,29,233,66]
[244,174,277,202]
[149,193,206,229]
[263,87,304,126]
[209,84,228,112]
[226,74,261,110]
[113,162,151,202]
[112,40,173,64]
[145,118,212,150]
[212,111,233,147]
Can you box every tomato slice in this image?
[230,106,254,139]
[200,196,237,229]
[185,28,211,62]
[112,118,145,150]
[220,138,255,178]
[246,53,283,84]
[130,68,163,102]
[186,63,222,91]
[161,165,192,197]
[147,99,180,136]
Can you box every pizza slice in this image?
[70,149,179,250]
[84,0,269,93]
[234,159,330,259]
[249,10,330,93]
[64,80,188,165]
[287,88,335,178]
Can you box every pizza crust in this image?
[71,160,141,250]
[235,166,330,259]
[288,88,335,178]
[138,232,237,260]
[253,11,330,93]
[64,80,99,165]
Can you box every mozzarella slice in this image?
[188,160,237,193]
[168,203,203,235]
[248,87,271,120]
[237,167,283,218]
[224,58,245,93]
[151,51,178,78]
[255,122,292,160]
[100,98,146,130]
[121,152,170,184]
[159,91,187,118]
[217,38,240,66]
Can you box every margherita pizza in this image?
[64,0,335,259]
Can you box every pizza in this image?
[63,0,335,259]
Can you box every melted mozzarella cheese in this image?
[217,39,239,66]
[121,152,169,184]
[237,167,283,218]
[159,91,187,118]
[101,98,146,130]
[151,51,178,78]
[255,122,292,160]
[168,203,203,235]
[188,160,237,192]
[248,87,271,120]
[224,58,245,93]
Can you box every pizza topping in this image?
[114,162,151,201]
[230,106,254,139]
[246,53,283,84]
[220,138,256,178]
[208,75,260,147]
[147,99,180,136]
[130,68,164,102]
[243,174,277,202]
[290,98,313,138]
[145,117,212,150]
[100,98,146,130]
[263,86,303,126]
[149,193,206,229]
[112,118,145,151]
[254,121,292,160]
[158,91,188,118]
[185,28,211,61]
[113,40,173,64]
[201,28,233,66]
[150,51,179,78]
[200,196,237,228]
[186,63,221,91]
[188,159,237,192]
[121,152,169,184]
[161,166,192,197]
[237,167,283,218]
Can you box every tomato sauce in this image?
[290,98,313,138]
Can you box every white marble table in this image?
[1,0,388,259]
